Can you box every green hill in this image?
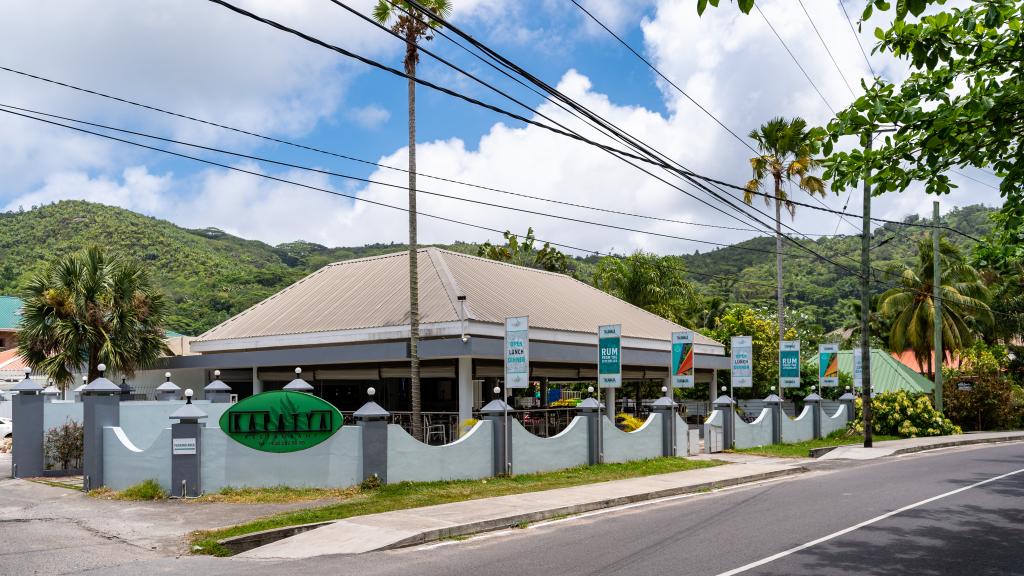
[0,200,997,336]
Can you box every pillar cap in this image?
[155,380,181,392]
[353,400,389,419]
[42,385,60,395]
[283,377,314,392]
[204,378,232,392]
[169,402,207,422]
[12,375,44,393]
[763,394,782,404]
[712,394,734,406]
[83,376,122,395]
[838,392,856,401]
[650,396,676,408]
[479,399,512,414]
[576,397,605,411]
[804,393,823,402]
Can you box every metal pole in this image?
[861,135,874,448]
[933,200,944,412]
[503,382,510,475]
[596,385,603,464]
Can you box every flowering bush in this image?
[615,413,646,432]
[851,391,961,438]
[550,398,582,408]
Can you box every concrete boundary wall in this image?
[704,410,724,453]
[387,421,493,483]
[601,413,662,463]
[120,402,231,450]
[510,417,588,475]
[780,405,815,443]
[103,426,172,491]
[734,409,772,449]
[43,402,83,433]
[674,414,692,456]
[821,405,848,437]
[202,426,361,493]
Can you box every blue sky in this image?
[0,0,1003,254]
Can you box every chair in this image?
[424,414,447,445]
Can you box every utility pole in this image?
[860,136,874,448]
[933,200,944,412]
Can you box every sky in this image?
[0,0,1004,257]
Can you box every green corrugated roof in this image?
[813,348,934,394]
[0,296,21,330]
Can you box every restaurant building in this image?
[147,248,728,427]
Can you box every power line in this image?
[797,0,856,97]
[838,0,877,77]
[754,3,836,115]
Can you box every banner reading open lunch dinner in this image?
[853,347,863,389]
[504,316,529,388]
[731,335,753,388]
[819,343,840,387]
[671,331,694,388]
[598,324,622,388]
[779,340,801,388]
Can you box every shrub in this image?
[550,398,581,408]
[615,412,645,432]
[458,418,479,438]
[118,479,167,500]
[850,391,961,438]
[44,418,83,470]
[943,377,1017,431]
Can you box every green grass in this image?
[190,457,722,556]
[734,432,902,458]
[194,485,359,504]
[89,479,168,501]
[30,478,81,491]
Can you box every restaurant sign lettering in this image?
[219,390,342,453]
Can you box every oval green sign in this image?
[219,390,343,453]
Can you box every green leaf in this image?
[874,26,885,39]
[983,5,1000,28]
[862,3,873,20]
[737,0,755,14]
[908,0,926,17]
[697,0,708,16]
[896,0,908,20]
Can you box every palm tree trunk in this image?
[406,33,422,442]
[774,175,785,396]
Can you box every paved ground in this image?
[73,441,1024,576]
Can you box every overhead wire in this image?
[754,3,836,114]
[796,0,856,97]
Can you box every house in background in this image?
[0,296,21,351]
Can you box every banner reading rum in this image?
[671,331,694,388]
[598,324,622,388]
[504,316,529,389]
[779,340,801,388]
[819,343,840,387]
[731,336,753,388]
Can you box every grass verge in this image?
[190,457,721,556]
[734,433,902,458]
[89,479,168,501]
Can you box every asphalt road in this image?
[20,442,1024,575]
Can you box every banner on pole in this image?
[853,347,863,389]
[504,316,529,388]
[671,331,694,388]
[779,340,801,388]
[731,336,753,388]
[819,343,840,387]
[598,324,622,388]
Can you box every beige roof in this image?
[195,248,722,350]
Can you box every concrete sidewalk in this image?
[239,458,805,560]
[819,431,1024,460]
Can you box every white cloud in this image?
[349,104,391,130]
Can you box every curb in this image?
[218,466,807,555]
[807,434,1024,459]
[379,466,807,551]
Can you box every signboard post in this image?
[598,325,622,389]
[819,343,840,393]
[504,317,530,389]
[779,340,801,392]
[853,347,864,390]
[671,331,695,389]
[730,336,753,394]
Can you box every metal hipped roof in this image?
[193,248,722,352]
[0,296,21,330]
[813,349,936,394]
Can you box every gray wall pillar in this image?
[457,356,473,427]
[713,395,734,450]
[764,394,782,445]
[650,397,677,457]
[805,393,823,439]
[354,399,390,483]
[480,399,512,476]
[839,391,856,427]
[12,391,45,478]
[171,421,202,497]
[82,393,120,490]
[577,398,604,465]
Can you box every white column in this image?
[605,387,616,420]
[710,369,717,402]
[458,356,473,425]
[664,375,672,397]
[252,366,263,395]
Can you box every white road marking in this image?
[713,466,1024,576]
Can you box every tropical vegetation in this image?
[17,246,169,386]
[851,391,961,437]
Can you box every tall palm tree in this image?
[373,0,452,442]
[878,238,993,377]
[744,117,826,357]
[17,246,169,389]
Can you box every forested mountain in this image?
[0,201,996,336]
